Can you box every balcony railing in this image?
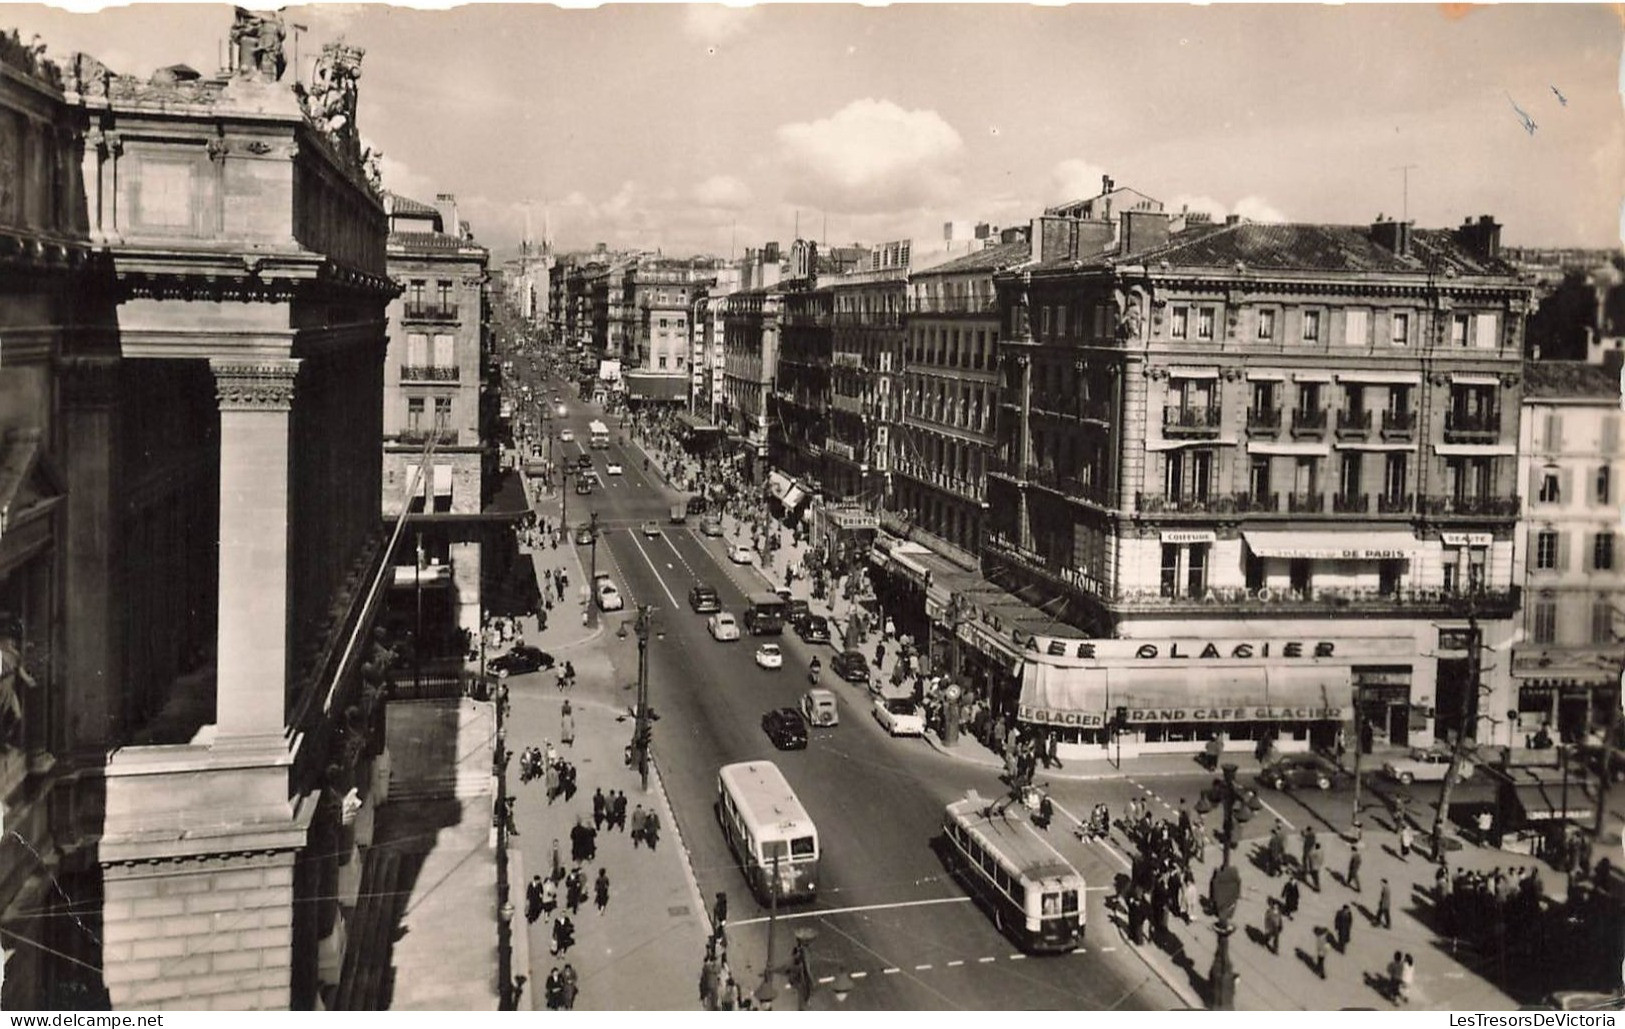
[1377,492,1415,514]
[1291,408,1328,437]
[1247,407,1282,433]
[1136,491,1218,514]
[1418,494,1520,518]
[1381,409,1416,438]
[1333,492,1370,513]
[404,304,459,322]
[1443,410,1501,442]
[400,364,461,382]
[398,426,459,446]
[1162,406,1223,436]
[1288,492,1325,513]
[1335,410,1372,437]
[907,297,996,315]
[1080,398,1113,423]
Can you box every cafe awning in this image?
[1510,781,1594,823]
[1242,529,1422,561]
[1018,663,1352,729]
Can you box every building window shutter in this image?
[1557,530,1571,571]
[1560,468,1573,503]
[1529,468,1542,503]
[1583,532,1596,572]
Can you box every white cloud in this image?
[693,174,753,211]
[376,152,435,203]
[1050,158,1112,205]
[684,5,758,44]
[1233,195,1288,224]
[776,99,963,215]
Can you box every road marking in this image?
[976,956,995,964]
[1253,794,1296,831]
[849,971,867,979]
[729,895,970,927]
[1008,954,1026,961]
[1099,946,1117,953]
[882,968,900,975]
[914,964,932,971]
[625,530,680,608]
[817,976,834,985]
[946,960,964,967]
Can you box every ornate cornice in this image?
[211,358,299,411]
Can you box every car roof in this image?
[759,642,781,649]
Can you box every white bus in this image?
[588,419,611,448]
[716,761,819,904]
[942,793,1085,953]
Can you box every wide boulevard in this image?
[534,384,1190,1011]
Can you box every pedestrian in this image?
[544,755,560,803]
[1182,871,1199,925]
[1334,902,1354,952]
[1398,953,1415,1005]
[631,804,646,847]
[1399,823,1415,860]
[612,791,628,832]
[1347,840,1364,893]
[1376,878,1393,929]
[561,700,575,747]
[712,891,728,938]
[566,866,585,915]
[544,967,563,1010]
[1301,825,1317,873]
[1281,875,1301,919]
[560,964,578,1010]
[551,913,575,956]
[1263,898,1283,954]
[541,876,558,916]
[594,867,611,913]
[526,875,543,924]
[1268,820,1287,877]
[593,788,607,832]
[1386,950,1405,1004]
[645,808,662,851]
[1306,841,1324,892]
[551,837,562,881]
[1313,926,1329,979]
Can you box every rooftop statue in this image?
[230,7,286,82]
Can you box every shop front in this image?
[1010,632,1418,761]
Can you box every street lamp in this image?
[587,511,600,628]
[628,604,663,791]
[1193,762,1261,1010]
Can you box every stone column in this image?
[211,358,300,741]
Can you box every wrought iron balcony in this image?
[400,364,461,382]
[1288,492,1325,513]
[1333,492,1370,513]
[1162,405,1223,437]
[1335,410,1373,437]
[1247,407,1282,433]
[404,304,459,322]
[398,426,459,446]
[1381,409,1416,438]
[1418,494,1520,518]
[1377,492,1415,514]
[1290,408,1328,437]
[1136,491,1217,514]
[1443,410,1501,442]
[1079,397,1113,423]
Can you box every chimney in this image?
[1455,214,1503,260]
[1120,210,1171,258]
[1224,214,1241,226]
[1101,174,1115,195]
[434,193,459,236]
[1370,217,1414,258]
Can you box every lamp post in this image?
[624,604,662,791]
[1194,762,1261,1010]
[587,511,601,629]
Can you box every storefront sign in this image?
[826,439,856,461]
[1018,704,1347,727]
[987,531,1046,569]
[1010,633,1339,661]
[1440,532,1493,547]
[1160,530,1218,544]
[1253,546,1413,560]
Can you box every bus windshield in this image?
[1041,890,1079,917]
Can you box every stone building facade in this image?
[0,18,397,1010]
[985,212,1533,759]
[719,286,781,483]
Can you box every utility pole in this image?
[757,853,781,1010]
[1391,163,1419,222]
[588,511,600,627]
[631,604,656,791]
[1432,612,1480,860]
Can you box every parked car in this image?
[1259,753,1342,791]
[872,696,925,737]
[728,545,755,564]
[831,649,870,684]
[707,612,740,641]
[595,580,624,612]
[700,515,725,538]
[754,642,784,670]
[606,462,623,475]
[559,429,574,442]
[574,524,593,545]
[761,707,808,750]
[795,614,831,645]
[1383,746,1473,785]
[489,644,554,679]
[669,504,688,524]
[688,584,721,614]
[801,688,839,727]
[640,520,662,538]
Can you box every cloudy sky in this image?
[12,3,1624,258]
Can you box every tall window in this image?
[406,396,424,430]
[1344,384,1365,416]
[1170,307,1189,340]
[1533,601,1558,644]
[1257,309,1276,340]
[1294,456,1320,497]
[406,333,428,367]
[1298,382,1322,414]
[433,397,452,428]
[1196,308,1216,340]
[1597,466,1612,506]
[407,280,426,311]
[1251,380,1277,415]
[1160,544,1180,598]
[1339,453,1363,499]
[1383,453,1408,503]
[1593,602,1617,645]
[1187,544,1210,596]
[1390,312,1409,346]
[1249,455,1272,502]
[436,280,454,311]
[1389,384,1411,417]
[1303,309,1321,342]
[1343,309,1369,346]
[1594,531,1616,572]
[1452,314,1470,347]
[1535,530,1559,570]
[1539,470,1562,504]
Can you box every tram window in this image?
[791,836,816,857]
[1061,890,1079,913]
[1042,893,1060,917]
[979,852,993,875]
[995,868,1010,894]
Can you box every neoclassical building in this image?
[0,17,398,1009]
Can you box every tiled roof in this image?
[388,231,487,255]
[1119,221,1520,278]
[387,193,439,218]
[920,239,1030,276]
[1524,361,1622,401]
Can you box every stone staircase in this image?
[332,845,406,1010]
[385,697,495,802]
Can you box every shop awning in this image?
[1018,663,1352,729]
[623,372,689,402]
[1510,782,1594,823]
[1242,529,1422,560]
[767,471,793,501]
